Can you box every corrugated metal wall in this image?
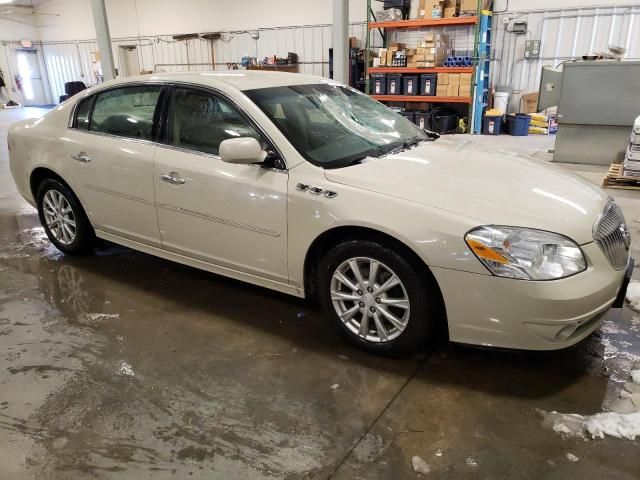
[492,4,640,112]
[32,3,640,107]
[37,22,370,104]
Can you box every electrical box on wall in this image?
[512,21,528,34]
[524,40,541,59]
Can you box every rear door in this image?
[63,85,164,246]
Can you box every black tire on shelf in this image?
[36,178,96,255]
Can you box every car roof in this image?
[112,70,334,91]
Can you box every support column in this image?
[90,0,116,81]
[332,0,349,84]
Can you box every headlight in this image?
[465,226,586,280]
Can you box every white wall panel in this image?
[34,19,370,103]
[492,4,640,112]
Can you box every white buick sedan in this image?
[8,72,632,355]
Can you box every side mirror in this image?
[219,137,267,165]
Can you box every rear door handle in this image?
[71,151,91,162]
[160,172,186,185]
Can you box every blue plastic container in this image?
[505,113,532,136]
[386,74,403,95]
[400,111,416,123]
[419,74,437,96]
[403,75,419,96]
[370,73,386,95]
[482,115,503,135]
[414,111,429,129]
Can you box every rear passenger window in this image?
[169,89,262,155]
[90,86,161,140]
[74,97,93,130]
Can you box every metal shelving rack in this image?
[364,0,492,133]
[471,9,492,134]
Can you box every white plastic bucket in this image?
[493,92,510,114]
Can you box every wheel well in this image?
[30,168,68,199]
[303,226,447,326]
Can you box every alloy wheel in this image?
[330,257,411,343]
[42,190,77,245]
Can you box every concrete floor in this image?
[1,107,640,479]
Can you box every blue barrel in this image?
[505,113,532,136]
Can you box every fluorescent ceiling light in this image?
[0,0,14,4]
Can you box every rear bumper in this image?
[432,242,630,351]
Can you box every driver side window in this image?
[169,89,262,156]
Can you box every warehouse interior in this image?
[2,0,640,478]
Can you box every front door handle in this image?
[160,172,186,185]
[71,151,91,162]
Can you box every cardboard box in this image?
[459,73,472,84]
[446,83,460,96]
[459,84,472,97]
[417,61,436,68]
[444,6,457,18]
[460,0,477,11]
[436,84,448,96]
[418,0,428,18]
[448,73,461,84]
[386,50,395,66]
[437,72,449,85]
[379,48,388,66]
[520,92,539,114]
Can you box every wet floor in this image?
[1,108,640,479]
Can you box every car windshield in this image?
[244,83,432,168]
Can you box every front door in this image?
[153,87,288,282]
[16,50,48,106]
[63,85,163,246]
[119,46,139,78]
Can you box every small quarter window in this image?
[74,97,93,130]
[90,86,161,140]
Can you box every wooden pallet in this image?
[602,163,640,190]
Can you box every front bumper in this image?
[431,242,631,351]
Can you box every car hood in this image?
[323,137,608,245]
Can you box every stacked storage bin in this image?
[386,73,403,95]
[370,73,387,95]
[623,116,640,178]
[403,76,419,96]
[419,74,437,96]
[505,113,532,136]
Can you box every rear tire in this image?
[317,240,436,356]
[36,178,95,255]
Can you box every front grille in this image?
[593,200,630,270]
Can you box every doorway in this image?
[16,50,48,106]
[119,46,140,78]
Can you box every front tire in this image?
[36,178,95,255]
[317,240,436,356]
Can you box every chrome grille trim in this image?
[593,200,630,271]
